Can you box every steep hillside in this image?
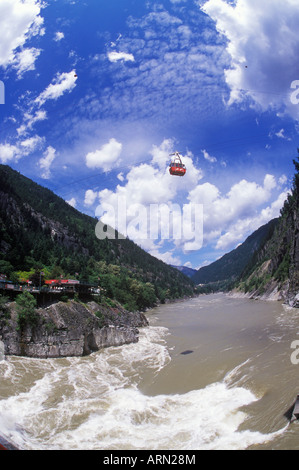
[0,164,194,310]
[235,154,299,306]
[192,218,278,288]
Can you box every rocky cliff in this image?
[0,299,149,358]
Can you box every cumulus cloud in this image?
[91,137,288,260]
[39,146,56,179]
[0,0,44,74]
[201,0,299,117]
[150,139,174,170]
[0,143,20,163]
[35,70,78,107]
[215,189,289,250]
[54,32,64,42]
[85,138,123,172]
[94,139,203,259]
[66,197,76,208]
[188,173,288,251]
[84,189,98,207]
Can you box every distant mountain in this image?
[192,218,279,287]
[234,154,299,306]
[0,164,194,310]
[171,265,197,279]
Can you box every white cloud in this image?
[95,139,203,258]
[202,149,217,163]
[18,110,47,136]
[13,47,41,78]
[0,0,44,74]
[108,51,135,63]
[92,138,287,257]
[84,189,98,207]
[215,189,289,250]
[0,134,43,163]
[39,146,56,179]
[85,138,123,171]
[263,174,276,192]
[150,139,174,170]
[0,143,20,163]
[66,197,76,208]
[278,174,287,186]
[144,11,183,27]
[147,246,182,266]
[274,128,291,141]
[20,134,44,153]
[85,6,227,124]
[201,0,299,117]
[187,173,287,250]
[117,172,125,182]
[35,70,78,107]
[54,32,64,42]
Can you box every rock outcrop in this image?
[0,300,149,358]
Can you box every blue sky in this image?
[1,0,299,269]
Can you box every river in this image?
[0,293,298,450]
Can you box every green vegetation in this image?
[15,291,38,330]
[94,310,106,328]
[0,164,194,310]
[0,294,10,320]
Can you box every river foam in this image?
[0,324,287,450]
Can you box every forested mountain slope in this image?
[0,164,194,310]
[192,218,279,288]
[235,154,299,306]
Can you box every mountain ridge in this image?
[191,218,279,288]
[0,164,194,310]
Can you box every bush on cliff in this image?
[16,291,38,331]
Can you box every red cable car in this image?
[169,152,186,177]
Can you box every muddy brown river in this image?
[0,293,298,450]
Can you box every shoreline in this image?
[228,280,296,304]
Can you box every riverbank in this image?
[228,278,299,307]
[0,298,149,358]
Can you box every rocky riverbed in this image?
[0,299,149,358]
